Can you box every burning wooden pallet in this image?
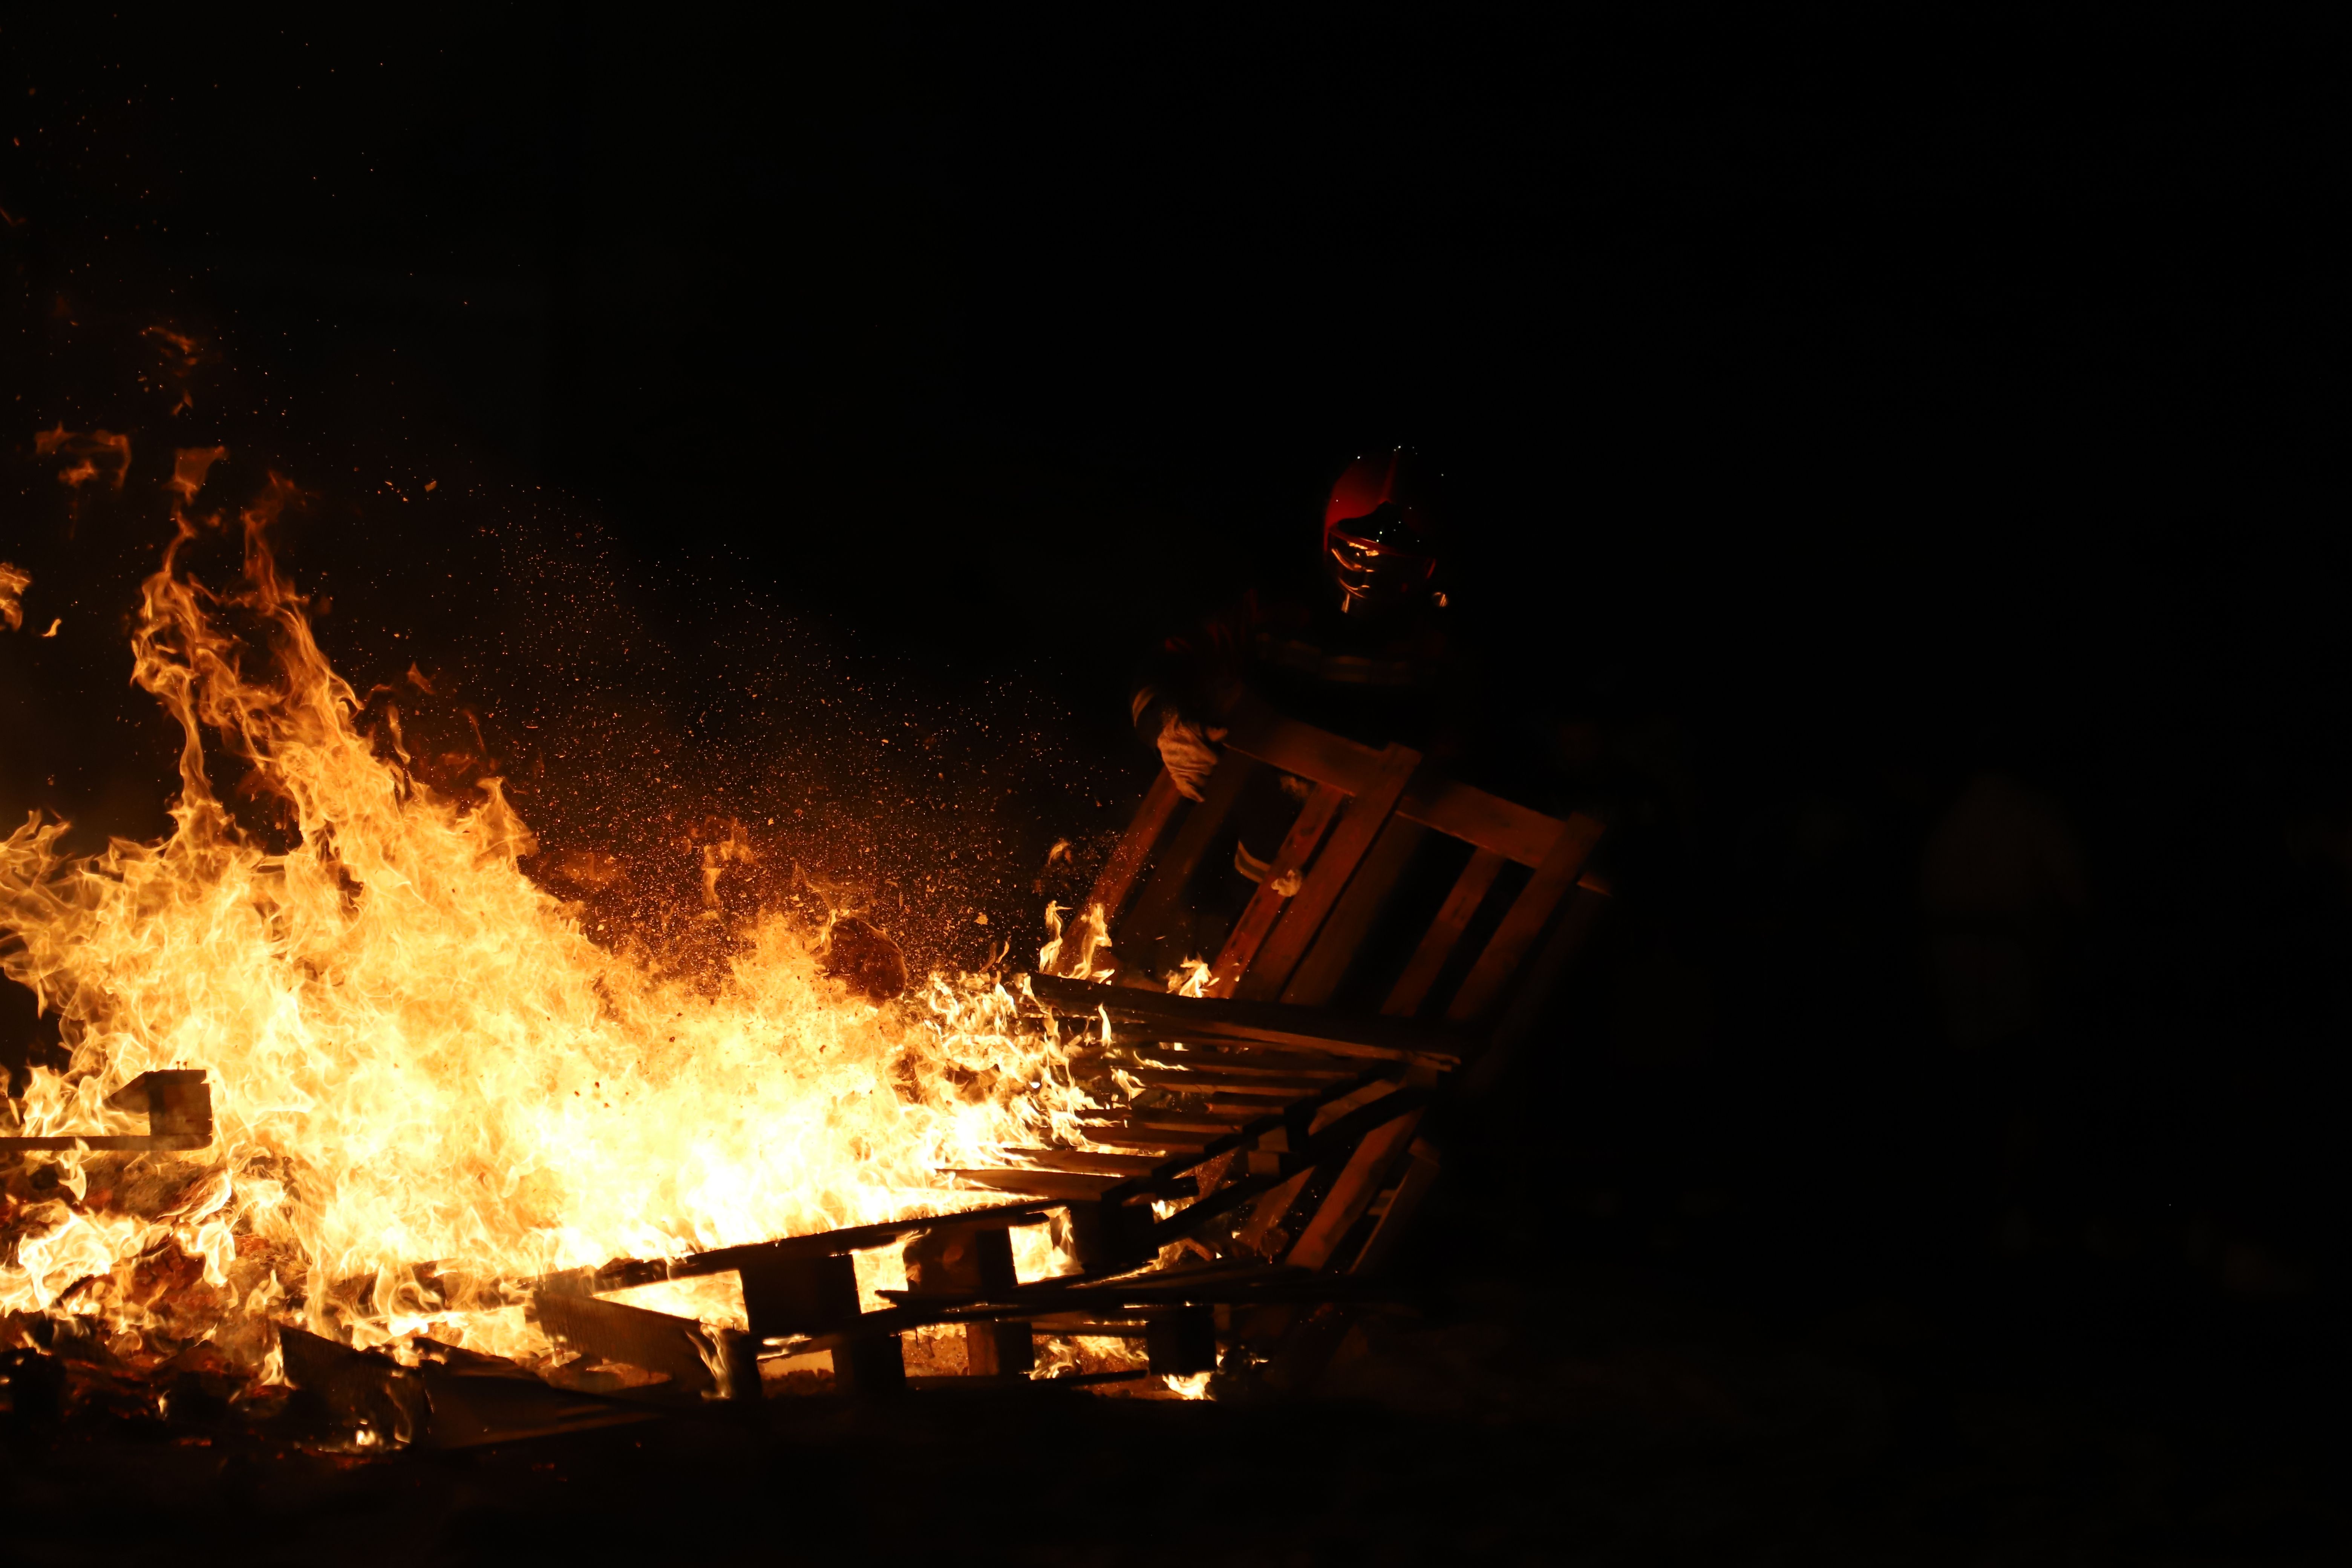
[272,703,1610,1442]
[7,706,1603,1446]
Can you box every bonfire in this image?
[1,450,1098,1391]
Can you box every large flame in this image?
[0,468,1094,1371]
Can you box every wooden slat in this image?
[1133,1047,1366,1076]
[1128,1067,1349,1097]
[1280,1109,1424,1271]
[1304,1078,1403,1135]
[1280,816,1426,1006]
[567,1198,1059,1296]
[1206,780,1347,995]
[1114,752,1260,952]
[946,1169,1123,1200]
[1238,744,1422,1001]
[1446,810,1604,1023]
[1077,1129,1212,1152]
[1383,847,1507,1017]
[990,1147,1167,1176]
[1079,1115,1244,1136]
[1082,768,1185,930]
[1090,1021,1434,1065]
[1090,1104,1261,1128]
[281,1326,660,1448]
[1398,779,1562,868]
[1234,1170,1315,1253]
[533,1291,734,1398]
[1027,1314,1152,1337]
[1027,972,1468,1065]
[1222,701,1566,868]
[1221,705,1381,796]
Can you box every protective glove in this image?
[1156,707,1228,801]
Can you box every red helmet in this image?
[1322,448,1442,612]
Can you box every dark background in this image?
[4,9,2347,1558]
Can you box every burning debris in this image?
[1,454,1605,1447]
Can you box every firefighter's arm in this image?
[1130,684,1227,801]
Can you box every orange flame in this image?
[167,445,227,503]
[0,471,1100,1369]
[34,424,133,490]
[0,562,27,632]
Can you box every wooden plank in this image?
[687,1200,1051,1271]
[1398,778,1562,868]
[1113,752,1260,954]
[1239,744,1422,1001]
[1446,810,1605,1023]
[1088,1021,1434,1066]
[1026,972,1468,1065]
[1305,1079,1404,1136]
[1383,847,1507,1017]
[1132,1047,1365,1076]
[1081,768,1185,931]
[1231,1088,1409,1272]
[988,1147,1167,1176]
[280,1327,661,1447]
[1279,1108,1425,1271]
[1220,704,1381,796]
[1079,1115,1242,1136]
[1128,1067,1353,1097]
[1027,1314,1152,1337]
[870,1260,1332,1318]
[564,1198,1060,1296]
[1075,1128,1213,1152]
[1279,816,1426,1006]
[1234,1169,1315,1253]
[1222,701,1568,868]
[1205,780,1347,995]
[277,1325,427,1439]
[533,1291,744,1398]
[945,1168,1123,1200]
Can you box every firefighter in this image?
[1130,446,1464,803]
[1121,448,1477,970]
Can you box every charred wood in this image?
[530,1289,755,1401]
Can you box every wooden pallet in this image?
[282,707,1608,1435]
[985,699,1608,1386]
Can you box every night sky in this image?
[2,12,2346,1555]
